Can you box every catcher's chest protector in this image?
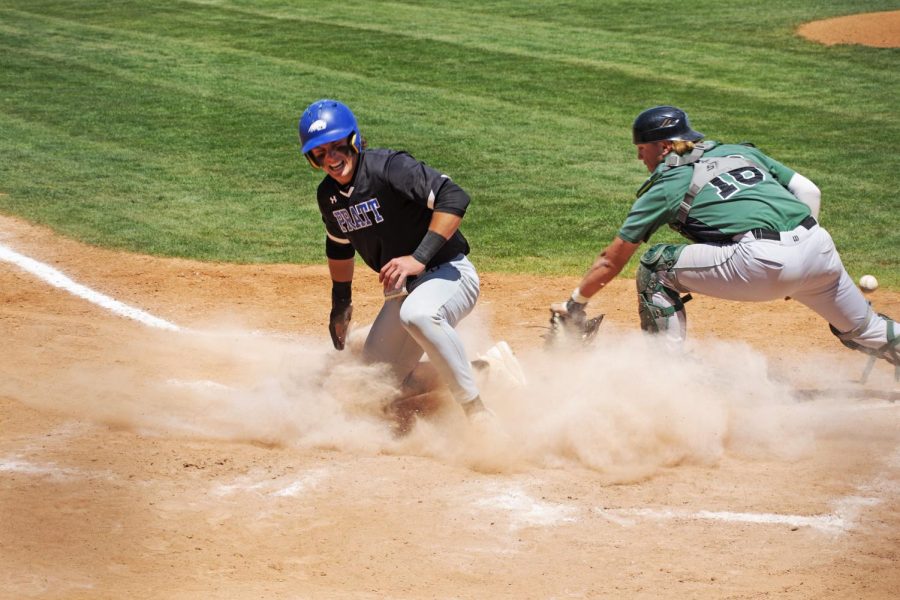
[665,145,761,233]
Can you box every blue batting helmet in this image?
[298,99,362,166]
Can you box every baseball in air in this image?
[858,274,878,292]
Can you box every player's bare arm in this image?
[551,237,639,316]
[379,212,462,293]
[577,237,641,298]
[328,257,354,283]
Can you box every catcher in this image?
[551,105,899,374]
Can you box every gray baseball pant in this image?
[363,254,480,404]
[655,223,889,348]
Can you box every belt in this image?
[748,215,817,241]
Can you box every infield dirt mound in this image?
[798,10,900,48]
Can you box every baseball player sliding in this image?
[552,105,899,372]
[298,99,495,425]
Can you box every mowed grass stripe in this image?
[0,10,636,222]
[4,3,891,192]
[0,8,629,156]
[0,1,896,279]
[179,0,898,116]
[0,111,323,261]
[6,2,894,128]
[0,4,648,264]
[5,3,885,152]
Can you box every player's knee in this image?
[636,263,662,332]
[636,244,688,334]
[637,287,683,334]
[398,302,439,334]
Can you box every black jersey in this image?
[316,148,471,272]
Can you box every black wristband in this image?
[331,280,351,310]
[412,230,447,265]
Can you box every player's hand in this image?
[328,303,352,351]
[379,256,425,295]
[550,299,587,323]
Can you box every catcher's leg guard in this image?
[636,243,691,335]
[830,311,900,382]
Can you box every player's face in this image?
[636,141,669,172]
[310,138,357,185]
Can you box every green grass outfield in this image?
[1,0,897,285]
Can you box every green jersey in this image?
[619,142,812,244]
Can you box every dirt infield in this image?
[1,213,898,598]
[798,10,900,48]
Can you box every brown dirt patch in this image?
[1,214,898,598]
[798,10,900,48]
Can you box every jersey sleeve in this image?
[315,180,354,259]
[325,232,355,260]
[384,151,470,216]
[320,212,350,245]
[742,145,796,187]
[617,170,683,243]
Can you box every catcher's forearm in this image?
[574,237,639,301]
[577,257,621,298]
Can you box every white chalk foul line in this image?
[165,378,235,392]
[591,498,874,535]
[0,455,114,482]
[0,242,180,331]
[595,506,854,534]
[595,454,895,536]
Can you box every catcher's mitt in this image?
[543,309,604,347]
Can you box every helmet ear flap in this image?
[349,132,361,153]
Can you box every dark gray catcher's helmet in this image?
[632,106,704,144]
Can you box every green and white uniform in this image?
[621,143,809,244]
[624,142,893,358]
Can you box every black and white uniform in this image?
[317,148,481,403]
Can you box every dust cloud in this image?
[2,312,879,481]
